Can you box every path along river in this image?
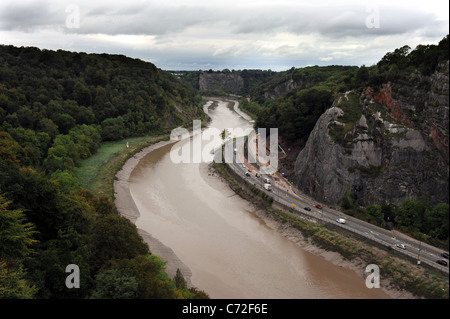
[128,99,390,299]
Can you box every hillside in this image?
[292,37,449,247]
[0,45,206,299]
[293,37,449,206]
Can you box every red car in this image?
[315,204,322,209]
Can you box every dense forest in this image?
[242,35,450,248]
[1,35,448,298]
[0,45,207,298]
[179,36,449,248]
[242,35,449,144]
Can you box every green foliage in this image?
[256,87,333,141]
[377,35,448,77]
[0,194,38,299]
[0,45,207,299]
[395,197,449,245]
[0,195,37,261]
[0,260,37,299]
[0,44,202,144]
[173,268,187,289]
[341,189,386,228]
[108,255,177,299]
[87,213,149,272]
[90,269,138,299]
[341,189,449,247]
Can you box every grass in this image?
[77,134,170,199]
[266,206,449,299]
[212,160,449,299]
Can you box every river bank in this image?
[114,139,195,288]
[113,98,448,299]
[205,162,421,299]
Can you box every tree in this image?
[0,194,38,299]
[356,65,369,85]
[87,214,149,272]
[0,260,37,299]
[109,255,177,299]
[423,203,449,240]
[73,81,92,106]
[0,194,37,261]
[220,129,230,142]
[50,169,82,194]
[90,269,138,299]
[173,268,187,289]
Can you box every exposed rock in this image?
[294,72,449,208]
[198,72,244,94]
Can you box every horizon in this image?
[0,1,448,71]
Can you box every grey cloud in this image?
[72,4,222,35]
[231,5,447,38]
[2,1,445,40]
[0,1,63,31]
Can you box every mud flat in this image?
[114,139,194,287]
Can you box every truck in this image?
[264,183,271,191]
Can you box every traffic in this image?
[223,135,449,274]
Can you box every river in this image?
[128,99,390,299]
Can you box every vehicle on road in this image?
[245,172,250,177]
[336,218,346,224]
[264,183,271,191]
[396,244,407,250]
[441,252,449,259]
[264,178,271,184]
[255,173,260,178]
[303,207,311,211]
[437,260,448,266]
[315,204,322,209]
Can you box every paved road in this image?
[221,135,449,274]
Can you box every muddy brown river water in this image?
[129,100,390,299]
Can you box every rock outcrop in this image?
[198,72,244,94]
[293,63,449,208]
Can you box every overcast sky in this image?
[0,0,448,71]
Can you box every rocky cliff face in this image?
[264,78,303,99]
[198,72,244,94]
[293,64,449,208]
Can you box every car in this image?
[396,244,407,250]
[244,172,250,177]
[303,207,311,211]
[437,260,448,266]
[255,173,260,178]
[264,178,271,184]
[441,252,449,259]
[315,204,322,209]
[336,218,346,224]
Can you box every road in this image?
[221,134,449,274]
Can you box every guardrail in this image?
[224,160,449,275]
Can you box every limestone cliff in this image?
[293,64,449,208]
[198,72,244,94]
